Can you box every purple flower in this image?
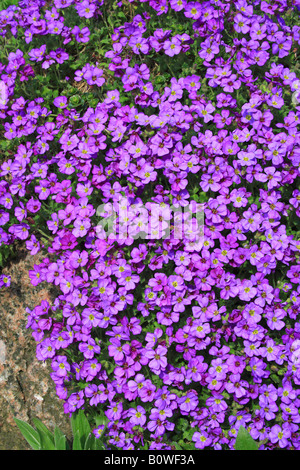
[269,424,291,448]
[163,37,182,57]
[0,274,11,288]
[178,391,198,413]
[184,2,202,20]
[225,374,248,398]
[51,355,70,378]
[192,430,212,449]
[28,45,46,62]
[128,406,146,426]
[72,25,90,43]
[144,345,168,373]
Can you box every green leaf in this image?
[83,433,94,450]
[170,441,182,450]
[32,418,56,450]
[71,409,91,449]
[83,432,105,450]
[2,0,19,8]
[13,418,41,450]
[54,426,67,450]
[140,442,149,450]
[95,437,106,450]
[235,426,259,451]
[107,15,115,29]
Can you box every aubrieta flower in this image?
[0,0,300,452]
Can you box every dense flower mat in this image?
[0,0,300,450]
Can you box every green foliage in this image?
[54,426,68,450]
[14,410,106,450]
[32,417,56,450]
[234,426,259,451]
[0,244,15,268]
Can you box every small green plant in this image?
[14,410,107,450]
[234,426,259,451]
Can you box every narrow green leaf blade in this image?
[13,418,41,450]
[72,429,82,450]
[83,433,95,450]
[235,426,259,451]
[54,426,67,450]
[32,417,56,450]
[71,409,91,449]
[94,411,108,428]
[95,436,106,450]
[32,417,54,440]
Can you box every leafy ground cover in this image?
[1,0,300,450]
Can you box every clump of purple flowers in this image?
[1,0,300,451]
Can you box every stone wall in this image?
[0,248,71,450]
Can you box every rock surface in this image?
[0,248,71,450]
